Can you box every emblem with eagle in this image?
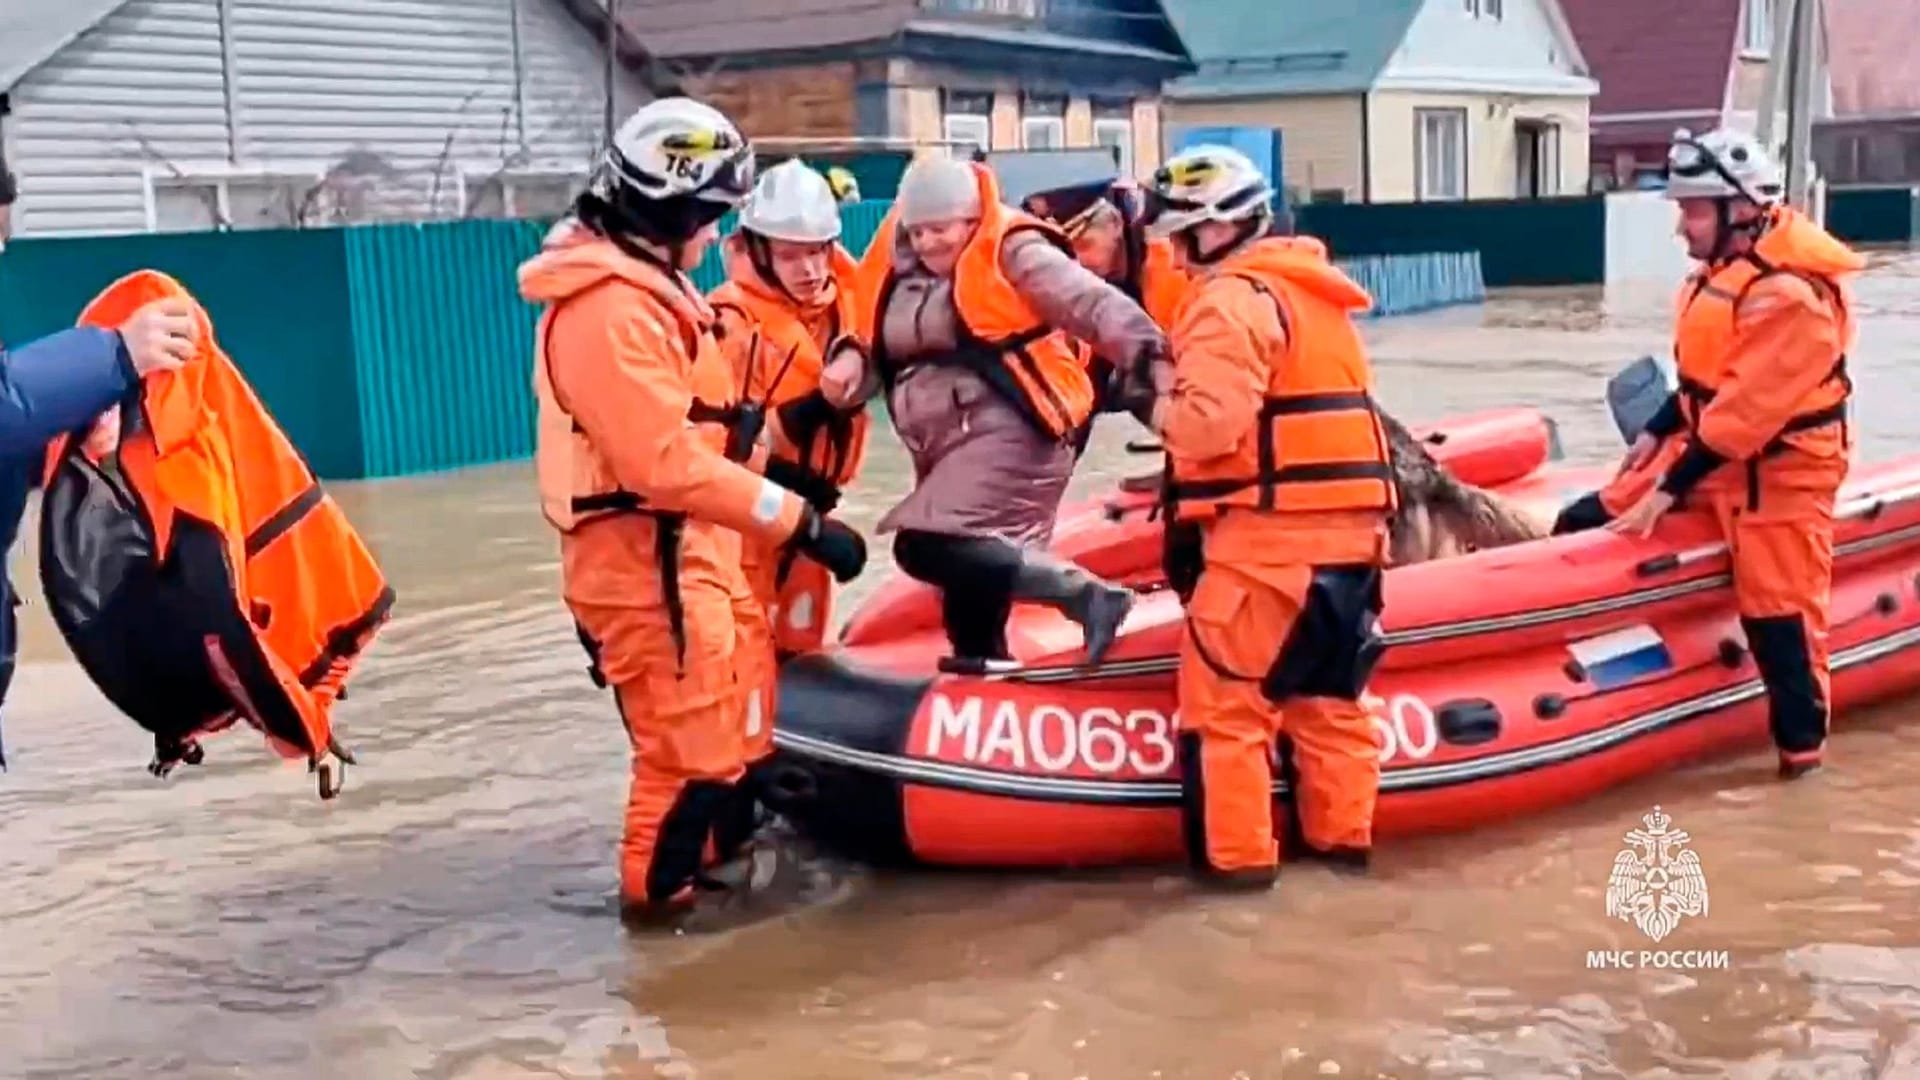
[1604,805,1709,942]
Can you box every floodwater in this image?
[6,255,1920,1079]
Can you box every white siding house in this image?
[0,0,648,237]
[1368,0,1598,200]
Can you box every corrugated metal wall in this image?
[0,227,368,479]
[7,0,231,236]
[344,220,546,477]
[7,0,641,237]
[4,200,1487,480]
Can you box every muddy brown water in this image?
[6,257,1920,1079]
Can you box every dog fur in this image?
[1380,410,1551,566]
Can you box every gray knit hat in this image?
[896,155,982,227]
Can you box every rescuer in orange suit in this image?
[1119,145,1396,887]
[1578,127,1863,780]
[708,158,871,773]
[518,98,869,924]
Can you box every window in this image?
[226,177,302,229]
[464,170,583,219]
[151,180,222,233]
[1743,0,1771,54]
[1415,108,1467,200]
[1463,0,1501,16]
[1091,98,1134,175]
[1021,92,1066,151]
[1094,118,1134,176]
[925,0,1043,15]
[944,113,990,158]
[943,89,993,157]
[1901,129,1920,179]
[1022,116,1064,149]
[146,171,313,232]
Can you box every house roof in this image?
[609,0,1188,66]
[1559,0,1741,119]
[611,0,917,59]
[1161,0,1423,99]
[0,0,131,91]
[1827,0,1920,117]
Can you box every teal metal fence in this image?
[1,200,1486,480]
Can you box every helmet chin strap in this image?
[744,231,800,305]
[1177,214,1265,267]
[1707,198,1771,263]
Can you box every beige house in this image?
[1161,0,1597,203]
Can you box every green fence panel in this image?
[2,199,1487,481]
[1824,187,1918,246]
[1298,196,1605,287]
[0,228,365,479]
[343,220,550,479]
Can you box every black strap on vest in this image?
[1679,252,1853,510]
[870,271,1071,444]
[1160,277,1395,510]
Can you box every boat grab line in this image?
[771,622,1920,806]
[971,521,1920,684]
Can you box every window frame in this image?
[1414,107,1468,201]
[1093,116,1134,176]
[943,112,991,158]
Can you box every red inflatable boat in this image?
[756,410,1920,869]
[842,405,1565,637]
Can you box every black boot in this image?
[1010,555,1135,664]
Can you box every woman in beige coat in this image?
[822,156,1167,664]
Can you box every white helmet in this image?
[738,159,842,243]
[596,97,754,208]
[1665,127,1783,205]
[1144,145,1274,236]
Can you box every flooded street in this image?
[7,256,1920,1078]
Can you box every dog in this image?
[1379,409,1551,566]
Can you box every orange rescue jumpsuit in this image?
[1155,235,1397,881]
[709,243,871,762]
[520,226,809,910]
[1652,207,1862,767]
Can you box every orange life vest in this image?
[39,270,393,797]
[1076,234,1191,371]
[708,245,871,504]
[1164,238,1398,521]
[531,243,751,676]
[1672,207,1855,501]
[1135,235,1193,330]
[865,163,1096,441]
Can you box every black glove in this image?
[775,388,839,441]
[1112,341,1173,427]
[788,504,868,583]
[765,455,842,513]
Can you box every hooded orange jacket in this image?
[1661,206,1863,505]
[708,242,870,502]
[1160,236,1397,526]
[39,270,393,796]
[855,164,1097,440]
[523,225,804,545]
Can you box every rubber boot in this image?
[1010,555,1135,664]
